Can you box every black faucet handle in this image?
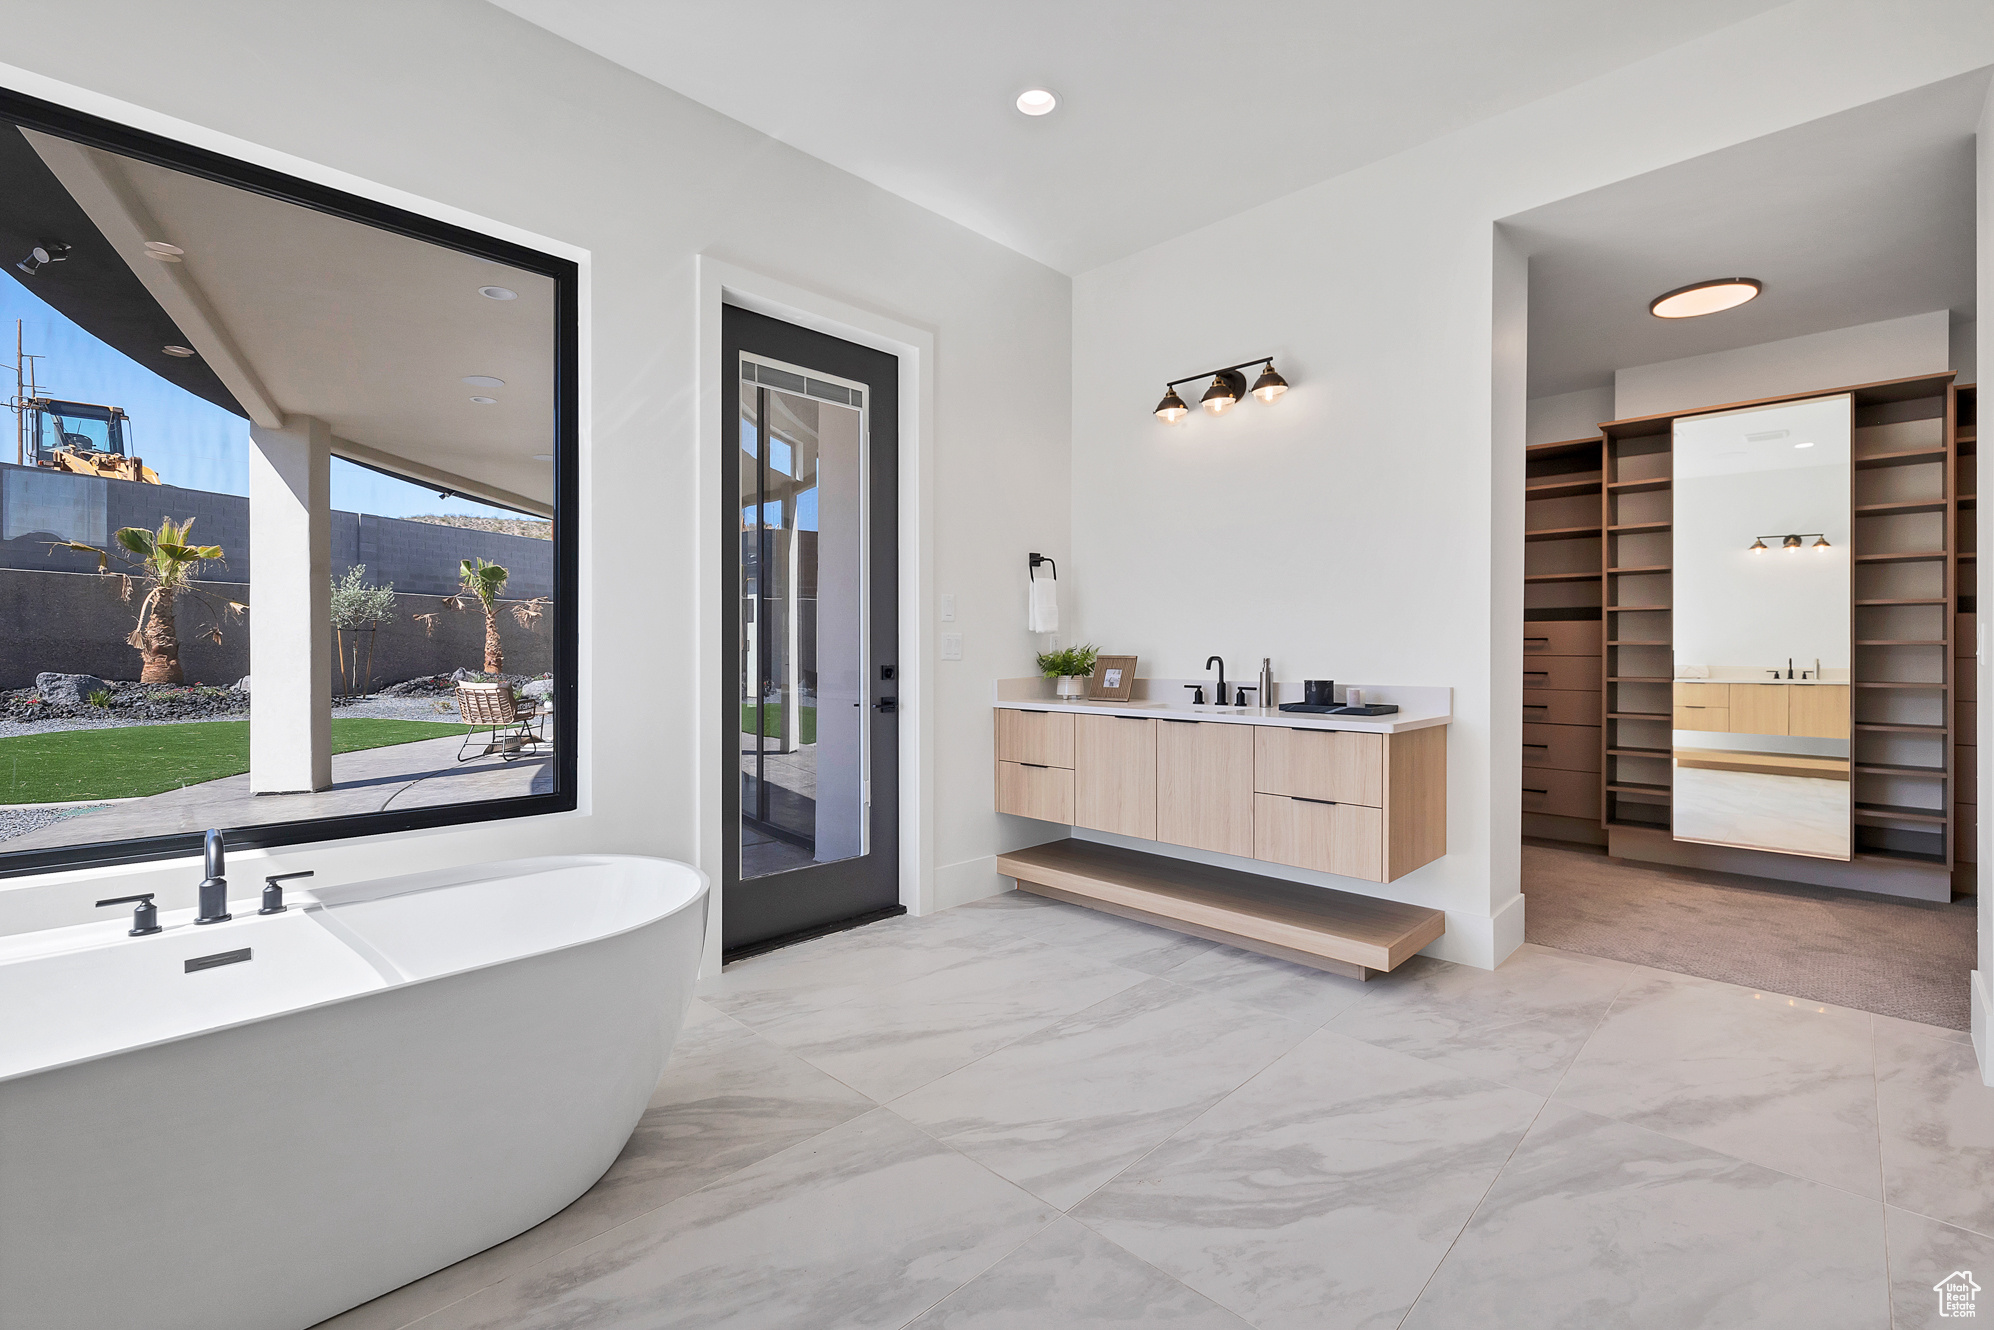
[260,870,314,916]
[1182,684,1206,705]
[96,893,162,937]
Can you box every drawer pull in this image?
[1021,762,1049,769]
[1291,796,1337,806]
[1522,743,1549,748]
[1161,717,1200,724]
[1522,787,1549,794]
[1524,671,1550,676]
[1523,636,1551,642]
[1018,708,1051,714]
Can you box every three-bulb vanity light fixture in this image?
[1154,357,1289,423]
[1749,533,1831,552]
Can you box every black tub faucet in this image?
[1206,656,1226,708]
[195,829,230,925]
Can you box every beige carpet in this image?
[1523,841,1977,1030]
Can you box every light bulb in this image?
[1200,374,1239,416]
[1154,387,1189,424]
[1250,362,1289,404]
[1750,538,1768,553]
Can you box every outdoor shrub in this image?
[86,689,112,708]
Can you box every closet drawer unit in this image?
[1251,793,1383,882]
[1961,702,1978,737]
[1523,723,1600,773]
[1522,688,1599,726]
[1523,621,1603,656]
[1254,727,1383,807]
[1958,809,1977,863]
[1521,656,1603,692]
[995,760,1075,823]
[1958,749,1975,806]
[996,708,1076,768]
[1520,767,1600,820]
[1959,615,1975,656]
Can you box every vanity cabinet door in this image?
[1252,794,1383,882]
[1789,685,1849,739]
[1074,714,1156,839]
[996,709,1076,768]
[1728,684,1789,736]
[1155,720,1255,857]
[996,761,1074,823]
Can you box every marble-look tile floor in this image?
[318,892,1994,1330]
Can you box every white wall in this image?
[1071,0,1994,967]
[0,2,1072,950]
[1615,310,1951,418]
[1526,385,1614,447]
[1975,72,1994,1079]
[1674,468,1851,670]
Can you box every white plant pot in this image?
[1055,675,1087,699]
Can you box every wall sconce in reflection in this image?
[1154,357,1289,424]
[1749,533,1829,552]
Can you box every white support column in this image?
[249,415,331,793]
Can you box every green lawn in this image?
[740,703,818,745]
[0,718,488,804]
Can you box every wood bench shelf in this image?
[995,839,1444,981]
[1525,525,1605,542]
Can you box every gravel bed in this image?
[0,805,110,842]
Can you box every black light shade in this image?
[1813,535,1831,550]
[1154,387,1190,424]
[1201,370,1245,417]
[1782,535,1803,550]
[1250,362,1288,403]
[1750,538,1768,552]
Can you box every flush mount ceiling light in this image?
[1650,278,1761,319]
[143,241,184,263]
[1015,88,1058,116]
[469,396,498,405]
[1794,441,1815,449]
[462,375,506,388]
[161,344,196,358]
[16,242,69,276]
[1154,357,1289,425]
[478,285,517,301]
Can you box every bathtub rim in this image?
[0,852,708,1086]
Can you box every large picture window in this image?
[0,87,577,875]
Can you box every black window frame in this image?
[0,83,580,879]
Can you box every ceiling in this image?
[21,129,556,512]
[1510,71,1987,399]
[489,0,1789,275]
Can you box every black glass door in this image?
[722,306,899,957]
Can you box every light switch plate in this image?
[941,593,955,622]
[941,633,963,661]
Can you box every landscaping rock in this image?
[235,676,251,693]
[36,673,109,705]
[522,679,554,699]
[3,680,249,728]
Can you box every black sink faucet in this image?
[1206,656,1226,708]
[194,829,230,925]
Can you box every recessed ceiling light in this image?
[161,345,195,358]
[462,375,506,388]
[144,242,183,263]
[1794,441,1815,448]
[532,454,554,462]
[1744,429,1788,442]
[479,285,517,301]
[1650,278,1761,319]
[1015,88,1058,116]
[469,396,498,405]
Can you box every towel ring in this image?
[1029,552,1058,580]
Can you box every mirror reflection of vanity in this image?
[1671,395,1852,859]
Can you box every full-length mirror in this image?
[1672,394,1851,859]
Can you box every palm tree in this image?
[455,558,510,674]
[54,518,243,683]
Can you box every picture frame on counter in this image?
[1088,654,1138,701]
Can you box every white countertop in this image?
[993,697,1450,735]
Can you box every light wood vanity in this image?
[1671,681,1851,739]
[994,705,1448,885]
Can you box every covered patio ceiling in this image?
[7,125,555,515]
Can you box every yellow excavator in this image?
[22,397,159,484]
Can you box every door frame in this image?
[697,256,936,977]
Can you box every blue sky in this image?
[1,274,527,519]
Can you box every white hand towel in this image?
[1028,574,1059,633]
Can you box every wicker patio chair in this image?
[455,681,541,762]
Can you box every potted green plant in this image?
[1037,643,1100,699]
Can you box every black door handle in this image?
[874,698,896,713]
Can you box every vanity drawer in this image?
[1673,705,1730,732]
[1520,767,1600,820]
[1523,723,1600,773]
[1523,621,1602,657]
[1522,688,1598,726]
[995,760,1074,823]
[996,708,1075,768]
[1254,727,1383,807]
[1673,682,1730,708]
[1251,793,1383,882]
[1521,656,1602,692]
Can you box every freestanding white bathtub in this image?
[0,853,708,1330]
